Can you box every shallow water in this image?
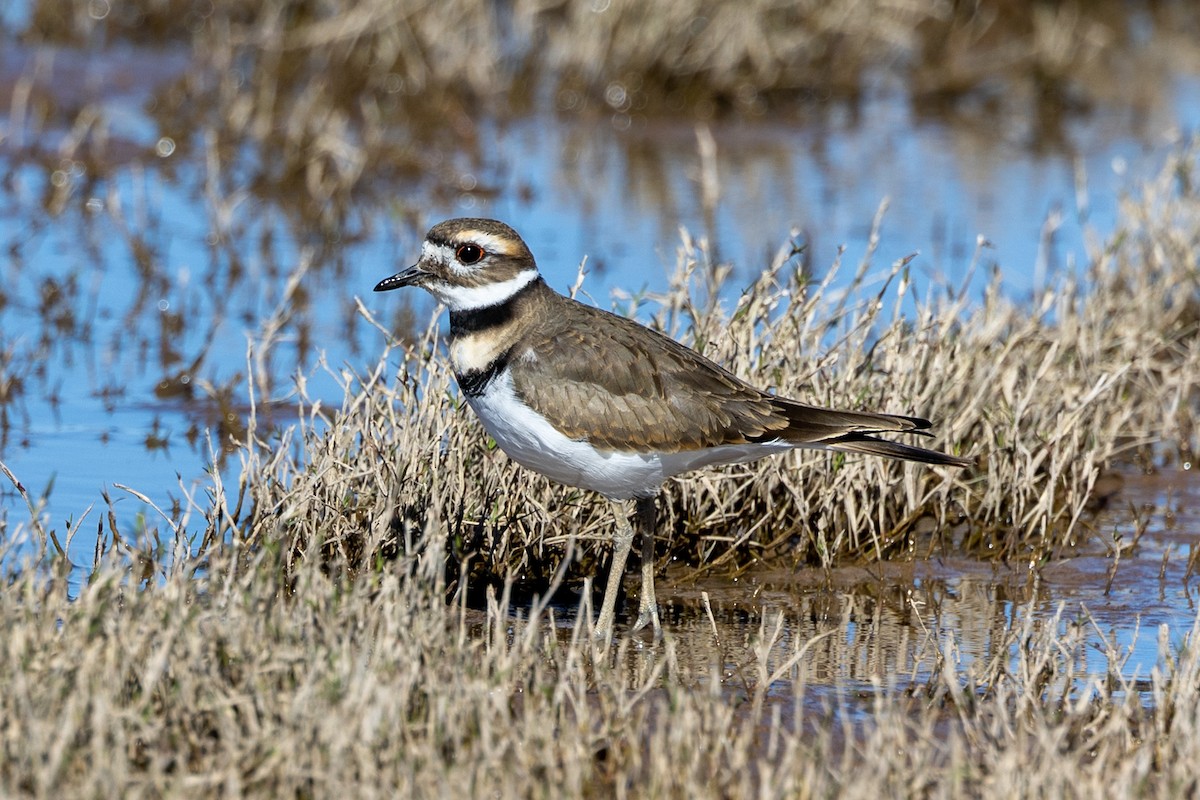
[594,468,1197,691]
[0,7,1199,686]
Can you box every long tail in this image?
[825,434,972,467]
[763,399,972,468]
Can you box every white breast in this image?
[464,370,792,500]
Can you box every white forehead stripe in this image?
[428,268,539,312]
[422,239,452,263]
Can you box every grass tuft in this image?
[222,143,1200,593]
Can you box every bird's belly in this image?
[463,371,794,500]
[464,372,667,500]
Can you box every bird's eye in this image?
[456,244,484,265]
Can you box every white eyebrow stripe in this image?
[428,268,539,312]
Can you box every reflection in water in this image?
[576,468,1200,690]
[605,574,1006,694]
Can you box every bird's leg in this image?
[630,495,661,638]
[594,498,635,642]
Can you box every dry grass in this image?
[20,0,1198,115]
[2,3,1200,794]
[2,518,1200,797]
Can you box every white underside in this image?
[467,370,794,500]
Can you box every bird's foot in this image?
[630,601,661,639]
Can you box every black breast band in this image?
[456,350,512,398]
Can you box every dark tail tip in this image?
[828,436,973,468]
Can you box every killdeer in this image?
[375,218,970,640]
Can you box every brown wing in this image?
[508,293,957,459]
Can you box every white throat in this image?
[428,267,539,312]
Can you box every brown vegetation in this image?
[3,1,1200,795]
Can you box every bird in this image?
[374,218,971,640]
